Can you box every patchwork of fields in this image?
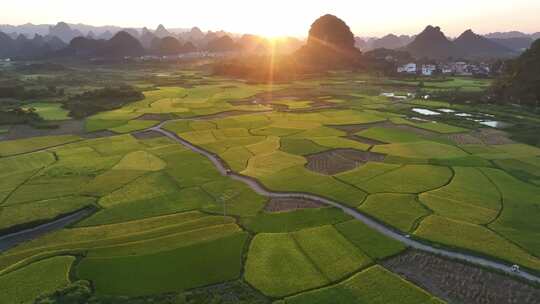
[1,69,539,303]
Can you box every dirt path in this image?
[151,120,540,284]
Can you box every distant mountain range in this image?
[0,32,66,59]
[356,28,538,58]
[0,22,192,42]
[0,22,304,59]
[485,31,540,40]
[0,21,537,60]
[356,34,413,51]
[403,26,517,59]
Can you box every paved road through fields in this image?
[0,207,95,252]
[1,117,538,285]
[151,120,540,285]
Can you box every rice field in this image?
[0,256,74,304]
[0,68,538,303]
[283,266,441,304]
[244,225,372,297]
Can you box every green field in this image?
[359,193,429,232]
[240,207,352,233]
[284,266,440,304]
[245,226,372,297]
[78,233,248,296]
[356,127,425,143]
[0,66,538,302]
[23,102,70,121]
[0,256,74,304]
[0,135,81,156]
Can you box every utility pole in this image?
[220,190,234,220]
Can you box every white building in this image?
[397,63,417,74]
[453,62,469,75]
[421,64,437,76]
[441,66,453,75]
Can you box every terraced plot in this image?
[283,266,442,304]
[0,211,241,272]
[0,135,81,156]
[481,167,540,256]
[78,233,248,296]
[241,207,351,233]
[338,164,452,194]
[245,225,372,297]
[0,196,96,232]
[420,167,501,224]
[372,141,467,159]
[356,126,426,143]
[359,193,429,232]
[334,220,406,260]
[415,215,540,271]
[0,256,74,304]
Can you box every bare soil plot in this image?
[383,250,540,304]
[80,130,117,139]
[472,128,515,145]
[264,198,324,212]
[132,130,165,140]
[336,148,386,162]
[446,133,484,145]
[305,149,386,175]
[136,113,176,121]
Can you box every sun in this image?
[255,23,295,39]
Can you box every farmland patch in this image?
[359,193,429,232]
[305,149,385,175]
[78,233,247,296]
[264,198,324,212]
[384,250,540,304]
[284,265,438,304]
[0,256,74,304]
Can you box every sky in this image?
[3,0,540,37]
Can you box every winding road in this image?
[1,116,539,285]
[150,120,540,284]
[0,207,95,252]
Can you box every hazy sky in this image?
[3,0,540,37]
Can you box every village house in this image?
[421,64,437,76]
[452,62,470,75]
[397,63,417,74]
[441,65,453,75]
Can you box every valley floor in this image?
[1,66,539,303]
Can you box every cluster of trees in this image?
[63,85,144,118]
[492,39,540,107]
[34,280,263,304]
[0,107,42,125]
[0,85,64,100]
